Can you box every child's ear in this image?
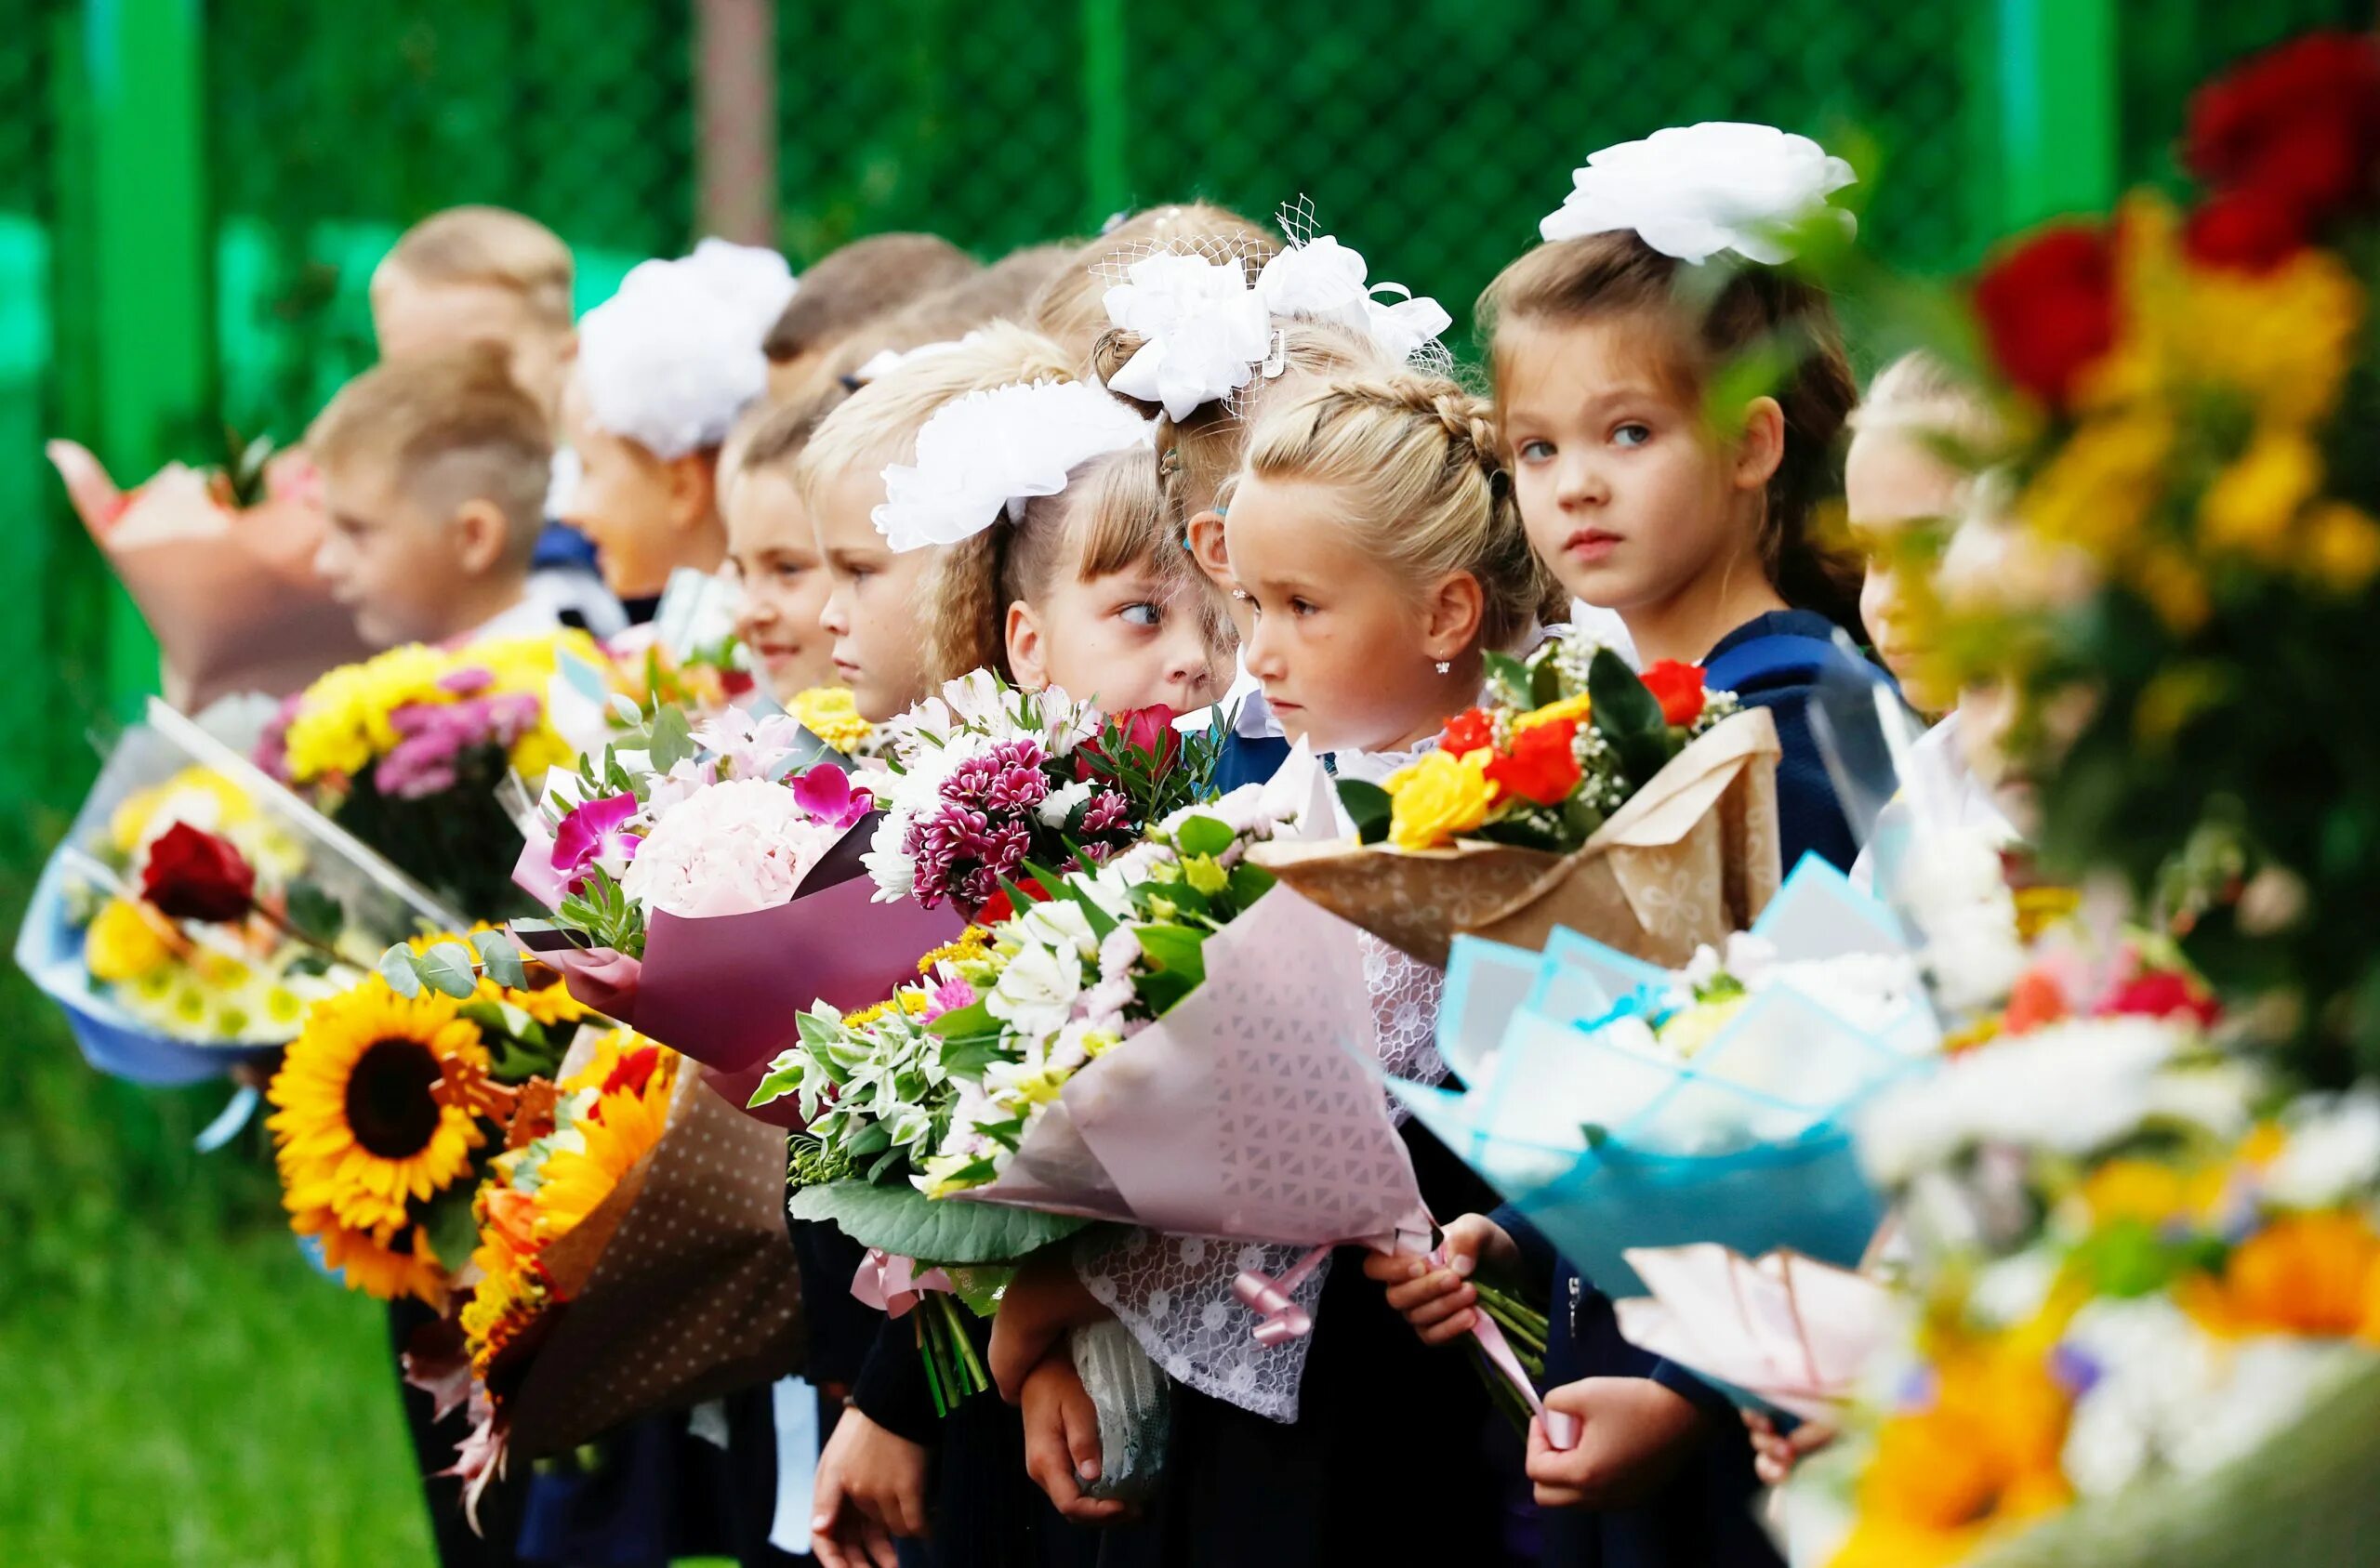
[1422,571,1486,665]
[450,499,511,576]
[1186,509,1231,586]
[1733,395,1787,493]
[1004,600,1049,692]
[664,451,720,532]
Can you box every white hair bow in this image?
[577,238,799,459]
[873,379,1154,553]
[1540,122,1857,266]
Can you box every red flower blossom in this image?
[1440,708,1497,757]
[2186,31,2380,221]
[2184,187,2307,273]
[139,822,257,923]
[1639,660,1707,727]
[1077,705,1180,782]
[1973,224,2119,409]
[2097,968,2222,1028]
[1484,719,1582,807]
[601,1045,665,1102]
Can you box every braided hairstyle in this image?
[1240,373,1563,654]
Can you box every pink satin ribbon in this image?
[851,1249,954,1320]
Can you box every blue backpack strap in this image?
[1703,631,1881,694]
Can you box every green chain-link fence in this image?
[1,0,2368,817]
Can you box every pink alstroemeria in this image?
[551,791,643,893]
[790,763,874,831]
[920,975,976,1022]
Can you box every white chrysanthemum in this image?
[2265,1091,2380,1209]
[622,776,840,918]
[576,239,797,459]
[1102,251,1274,421]
[1540,122,1858,266]
[873,379,1152,553]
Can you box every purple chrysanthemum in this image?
[1080,788,1132,837]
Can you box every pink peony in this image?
[621,777,844,918]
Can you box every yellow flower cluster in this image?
[788,685,875,756]
[1382,748,1500,851]
[2017,198,2377,628]
[280,631,597,786]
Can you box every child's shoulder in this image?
[1704,610,1889,701]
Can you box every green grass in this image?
[0,1224,436,1568]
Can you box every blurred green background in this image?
[0,1,2365,1561]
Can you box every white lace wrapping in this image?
[1075,934,1448,1421]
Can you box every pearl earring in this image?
[1434,659,1451,676]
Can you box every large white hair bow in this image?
[1252,234,1452,369]
[1101,252,1275,423]
[1539,122,1857,266]
[873,379,1154,553]
[577,238,799,459]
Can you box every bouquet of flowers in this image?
[1395,856,1936,1298]
[862,670,1219,916]
[265,939,592,1305]
[1253,637,1782,967]
[15,698,460,1084]
[388,703,961,1119]
[46,434,374,709]
[1923,28,2380,1085]
[417,1022,805,1496]
[756,760,1455,1416]
[260,633,600,917]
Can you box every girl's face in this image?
[725,465,836,702]
[811,468,940,721]
[1006,547,1223,716]
[1500,316,1764,618]
[559,371,715,599]
[1846,426,1964,714]
[1225,475,1469,755]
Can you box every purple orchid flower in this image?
[790,762,875,831]
[550,791,643,892]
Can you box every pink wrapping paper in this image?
[959,888,1427,1249]
[49,440,375,711]
[1611,1245,1896,1424]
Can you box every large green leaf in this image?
[786,1179,1089,1264]
[1337,779,1393,846]
[1587,647,1674,787]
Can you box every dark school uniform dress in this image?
[1495,611,1898,1568]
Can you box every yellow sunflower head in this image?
[291,1201,449,1306]
[267,979,492,1237]
[534,1034,678,1242]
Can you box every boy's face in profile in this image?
[371,265,573,425]
[313,454,483,648]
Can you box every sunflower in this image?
[268,979,492,1236]
[460,1250,552,1377]
[535,1035,677,1240]
[291,1201,448,1305]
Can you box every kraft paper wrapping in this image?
[1250,706,1783,968]
[48,441,376,712]
[501,1061,806,1460]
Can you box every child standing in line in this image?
[369,205,624,636]
[1378,124,1894,1568]
[559,240,796,614]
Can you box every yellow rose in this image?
[86,898,174,982]
[1513,692,1593,733]
[1384,748,1499,851]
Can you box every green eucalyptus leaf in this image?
[472,929,527,990]
[377,945,424,999]
[785,1179,1091,1264]
[416,942,480,1000]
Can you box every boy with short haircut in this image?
[307,350,557,648]
[372,204,623,633]
[761,231,980,404]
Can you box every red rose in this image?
[1076,705,1180,782]
[139,822,257,923]
[1973,224,2119,408]
[2096,968,2222,1028]
[1639,660,1707,727]
[1484,719,1582,808]
[1440,708,1497,757]
[2183,188,2307,272]
[2186,32,2380,220]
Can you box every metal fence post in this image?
[66,0,211,717]
[1993,0,2120,229]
